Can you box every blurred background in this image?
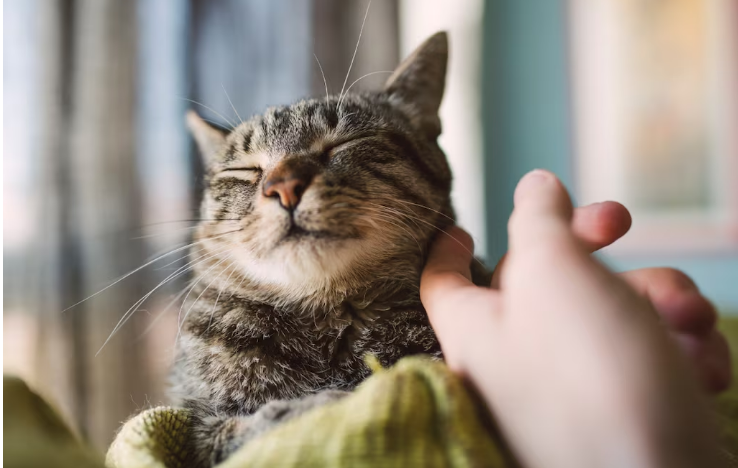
[4,0,737,450]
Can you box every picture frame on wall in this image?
[568,0,738,254]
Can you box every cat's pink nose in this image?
[263,177,306,210]
[263,160,316,210]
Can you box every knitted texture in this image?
[108,356,508,468]
[106,407,196,468]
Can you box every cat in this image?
[168,31,492,466]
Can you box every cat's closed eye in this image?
[214,167,263,183]
[324,135,379,159]
[220,166,262,173]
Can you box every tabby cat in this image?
[169,32,491,466]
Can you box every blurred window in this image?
[570,0,738,253]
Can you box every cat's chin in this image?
[232,236,367,294]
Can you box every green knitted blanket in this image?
[5,321,738,468]
[106,357,507,468]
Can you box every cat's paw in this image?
[211,389,349,465]
[255,389,349,426]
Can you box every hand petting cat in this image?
[489,190,731,393]
[421,170,725,468]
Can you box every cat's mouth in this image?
[270,203,362,246]
[285,224,313,238]
[281,221,336,242]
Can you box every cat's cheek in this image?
[244,226,282,258]
[248,204,291,243]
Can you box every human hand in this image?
[490,199,731,393]
[421,170,721,468]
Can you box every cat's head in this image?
[188,32,454,299]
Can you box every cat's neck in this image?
[233,261,424,319]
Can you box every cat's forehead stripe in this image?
[220,145,268,169]
[241,131,252,153]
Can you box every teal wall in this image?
[482,1,574,263]
[481,1,738,313]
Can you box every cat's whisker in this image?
[178,255,235,340]
[376,213,423,253]
[144,241,195,264]
[180,97,237,129]
[391,199,457,224]
[96,244,235,356]
[142,225,238,264]
[109,245,231,333]
[227,272,249,300]
[363,202,420,229]
[313,53,330,101]
[139,218,241,229]
[368,202,425,232]
[371,216,423,256]
[64,229,243,313]
[206,261,241,333]
[176,253,236,341]
[375,203,486,268]
[154,246,207,271]
[357,206,424,255]
[137,223,238,262]
[131,224,203,241]
[337,0,372,112]
[133,284,195,343]
[221,84,244,125]
[129,246,230,344]
[368,200,468,257]
[326,196,424,245]
[338,71,393,114]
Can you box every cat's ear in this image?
[186,110,227,163]
[384,31,448,138]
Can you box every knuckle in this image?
[656,268,697,291]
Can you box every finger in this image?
[420,227,499,359]
[673,330,732,393]
[571,201,632,251]
[508,170,576,255]
[702,331,732,393]
[420,226,476,307]
[490,201,632,288]
[619,268,716,334]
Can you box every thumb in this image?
[421,227,495,332]
[508,170,577,255]
[420,226,475,308]
[420,227,501,369]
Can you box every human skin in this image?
[490,199,731,393]
[421,170,724,468]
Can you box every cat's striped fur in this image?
[169,32,491,466]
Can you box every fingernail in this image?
[514,169,553,204]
